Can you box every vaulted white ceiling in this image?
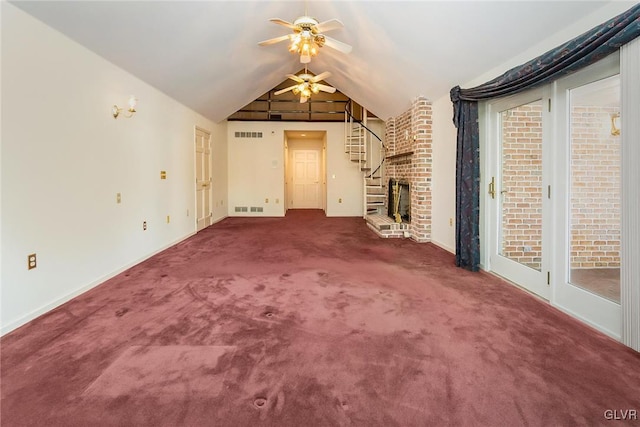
[11,1,631,122]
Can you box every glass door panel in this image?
[568,75,621,304]
[499,100,544,272]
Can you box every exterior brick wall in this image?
[570,106,620,268]
[500,103,543,271]
[384,97,432,242]
[500,103,620,270]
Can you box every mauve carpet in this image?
[2,210,639,426]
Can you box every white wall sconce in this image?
[112,95,137,119]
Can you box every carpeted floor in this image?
[2,210,639,426]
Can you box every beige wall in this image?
[430,96,457,253]
[227,121,363,217]
[1,4,228,333]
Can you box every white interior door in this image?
[290,149,321,209]
[195,128,212,231]
[487,88,550,299]
[552,54,621,338]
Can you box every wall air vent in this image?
[234,206,248,212]
[234,131,263,138]
[250,207,264,213]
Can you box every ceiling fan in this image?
[274,69,336,103]
[258,16,352,63]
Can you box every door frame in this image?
[551,53,621,339]
[484,86,551,300]
[194,126,212,231]
[284,134,326,213]
[481,46,640,349]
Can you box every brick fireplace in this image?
[366,96,432,242]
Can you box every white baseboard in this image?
[1,232,197,336]
[551,302,621,342]
[430,239,455,254]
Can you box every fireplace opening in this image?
[388,179,410,223]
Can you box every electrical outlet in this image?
[339,198,342,203]
[160,171,167,179]
[143,221,147,231]
[449,217,453,226]
[276,198,279,204]
[265,198,269,203]
[116,193,122,204]
[27,253,37,270]
[166,215,170,224]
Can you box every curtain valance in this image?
[451,4,640,271]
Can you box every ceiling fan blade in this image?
[300,95,309,104]
[258,34,291,46]
[269,18,297,30]
[314,19,344,33]
[274,85,297,96]
[323,36,353,54]
[316,84,336,94]
[285,74,304,83]
[310,71,331,83]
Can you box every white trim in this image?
[484,88,550,300]
[621,38,640,351]
[552,303,621,342]
[551,53,622,340]
[1,232,196,336]
[430,239,455,254]
[194,126,213,231]
[210,215,226,226]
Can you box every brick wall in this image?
[384,97,432,242]
[500,103,543,271]
[570,106,620,268]
[499,103,620,270]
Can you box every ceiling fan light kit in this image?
[259,15,351,62]
[258,11,350,102]
[273,69,337,103]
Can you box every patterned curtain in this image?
[450,4,640,271]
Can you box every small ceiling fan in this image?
[258,15,352,63]
[274,69,336,103]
